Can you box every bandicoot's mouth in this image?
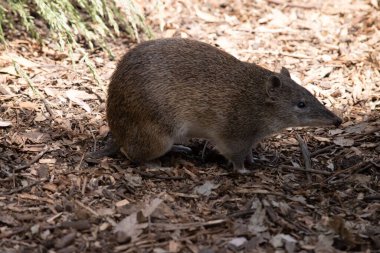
[299,116,343,128]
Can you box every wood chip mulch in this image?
[0,0,379,252]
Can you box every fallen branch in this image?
[311,126,380,157]
[296,133,312,182]
[134,170,186,180]
[363,194,380,202]
[201,140,208,161]
[267,0,320,9]
[279,165,332,175]
[4,178,48,195]
[0,226,30,239]
[13,147,50,172]
[323,160,371,183]
[150,219,226,231]
[75,200,100,217]
[311,144,335,157]
[41,97,54,117]
[13,62,55,117]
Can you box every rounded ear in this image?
[280,67,291,78]
[266,76,282,97]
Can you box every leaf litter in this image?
[0,0,379,252]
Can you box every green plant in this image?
[0,0,152,50]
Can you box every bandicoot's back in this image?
[107,39,269,148]
[106,38,342,171]
[107,38,265,124]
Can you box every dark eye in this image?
[297,102,306,108]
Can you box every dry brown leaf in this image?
[42,183,57,192]
[194,181,218,196]
[66,90,92,112]
[0,213,20,226]
[44,87,61,97]
[270,234,297,252]
[228,237,247,250]
[329,129,344,135]
[168,240,182,252]
[195,8,220,22]
[19,101,39,110]
[39,158,56,164]
[66,89,97,100]
[370,0,379,8]
[0,53,39,68]
[345,122,368,134]
[314,234,335,253]
[313,136,331,142]
[34,113,47,122]
[0,120,12,127]
[248,200,267,233]
[0,66,18,76]
[333,137,355,147]
[114,212,147,242]
[142,198,163,217]
[116,199,130,207]
[328,216,357,248]
[21,131,50,143]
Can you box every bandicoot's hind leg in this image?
[122,126,175,163]
[245,150,254,165]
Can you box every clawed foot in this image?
[236,168,253,174]
[245,151,254,166]
[170,145,192,155]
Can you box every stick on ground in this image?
[296,133,312,182]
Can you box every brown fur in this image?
[106,38,342,170]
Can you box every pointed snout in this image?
[324,107,342,127]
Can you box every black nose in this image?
[334,117,342,127]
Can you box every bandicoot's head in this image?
[264,67,342,129]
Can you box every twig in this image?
[331,162,373,184]
[41,97,54,117]
[4,178,48,195]
[149,219,226,231]
[267,0,319,9]
[201,141,208,161]
[354,126,380,138]
[295,133,312,182]
[134,170,186,180]
[363,194,380,202]
[311,126,380,157]
[84,86,104,103]
[13,61,55,117]
[115,240,168,252]
[75,200,99,217]
[280,52,314,59]
[170,192,199,199]
[13,147,50,172]
[75,153,85,171]
[323,160,371,183]
[371,159,380,168]
[0,226,30,239]
[237,188,287,197]
[279,165,332,175]
[311,144,335,157]
[228,209,255,218]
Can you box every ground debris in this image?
[0,0,379,252]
